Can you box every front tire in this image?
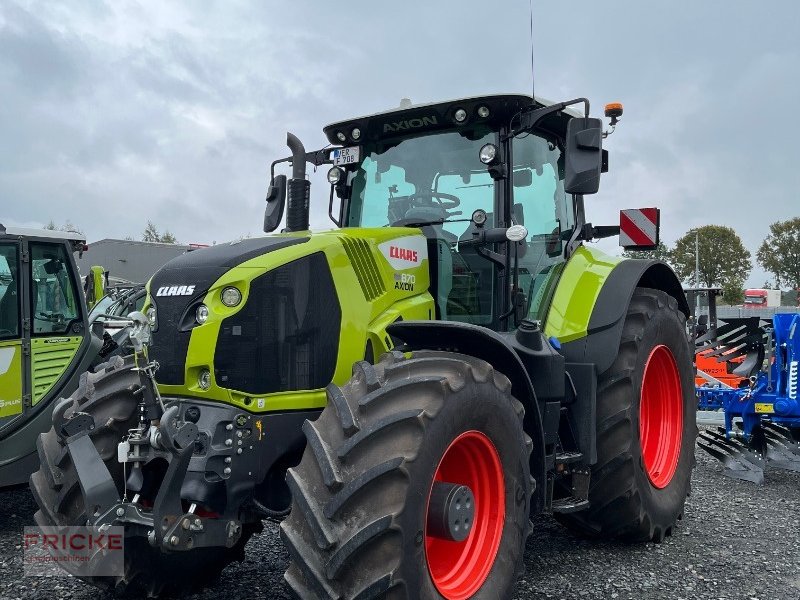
[281,350,532,600]
[556,288,697,542]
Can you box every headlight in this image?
[479,143,498,164]
[454,108,467,123]
[327,166,343,185]
[146,307,157,326]
[221,287,242,307]
[196,304,209,324]
[198,369,211,390]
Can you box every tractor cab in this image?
[267,94,614,332]
[0,223,105,485]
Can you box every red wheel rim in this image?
[425,431,505,600]
[639,345,683,488]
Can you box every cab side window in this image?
[0,244,20,339]
[30,243,81,335]
[512,134,571,320]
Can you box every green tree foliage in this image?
[756,217,800,290]
[671,225,751,288]
[142,221,178,244]
[721,280,744,305]
[621,241,672,264]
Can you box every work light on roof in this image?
[336,131,347,142]
[477,106,490,118]
[351,128,361,141]
[454,108,467,123]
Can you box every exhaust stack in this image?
[285,132,310,232]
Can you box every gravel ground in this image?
[1,440,798,600]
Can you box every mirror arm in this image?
[581,223,620,241]
[507,97,591,139]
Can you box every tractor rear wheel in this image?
[29,355,260,597]
[556,288,696,542]
[281,350,532,600]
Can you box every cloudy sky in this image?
[1,0,798,286]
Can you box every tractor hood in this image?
[150,236,309,300]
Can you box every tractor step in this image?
[551,496,589,513]
[555,451,584,465]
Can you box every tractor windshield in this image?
[346,127,498,239]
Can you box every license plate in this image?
[332,146,360,166]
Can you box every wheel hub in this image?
[426,482,475,543]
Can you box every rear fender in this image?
[386,320,547,514]
[560,258,689,373]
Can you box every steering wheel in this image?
[407,191,461,210]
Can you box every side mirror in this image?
[263,174,287,233]
[564,117,603,195]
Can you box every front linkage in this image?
[50,314,255,553]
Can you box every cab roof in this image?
[323,94,583,145]
[0,223,86,244]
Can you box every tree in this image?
[141,221,178,244]
[44,220,84,235]
[671,225,751,288]
[142,221,161,242]
[621,241,672,264]
[721,279,744,306]
[757,217,800,290]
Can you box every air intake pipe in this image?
[285,132,310,232]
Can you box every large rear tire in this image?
[281,350,532,600]
[29,355,260,597]
[556,288,696,542]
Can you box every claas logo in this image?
[155,285,196,297]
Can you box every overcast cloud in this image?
[1,0,798,286]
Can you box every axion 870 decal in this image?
[377,235,428,271]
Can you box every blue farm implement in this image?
[696,312,800,484]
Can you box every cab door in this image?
[0,241,24,426]
[28,242,84,406]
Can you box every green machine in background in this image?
[0,224,105,486]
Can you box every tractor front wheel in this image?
[556,288,697,542]
[281,350,532,600]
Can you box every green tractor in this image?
[30,94,696,599]
[0,224,113,486]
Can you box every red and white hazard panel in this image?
[619,208,660,248]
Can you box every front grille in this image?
[214,252,341,394]
[150,296,196,386]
